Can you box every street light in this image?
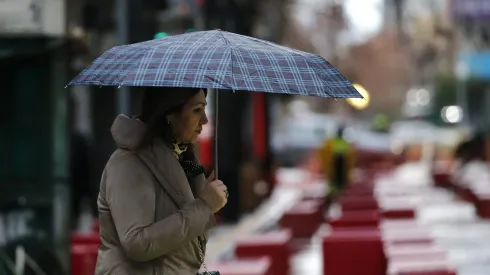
[347,83,370,110]
[441,105,463,124]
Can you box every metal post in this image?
[116,0,131,115]
[456,24,469,125]
[184,0,204,30]
[456,75,469,124]
[394,0,405,42]
[485,88,490,126]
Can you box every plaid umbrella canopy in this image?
[68,30,361,98]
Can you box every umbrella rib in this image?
[115,44,153,87]
[118,34,193,86]
[220,30,339,98]
[218,30,237,90]
[119,40,174,87]
[313,55,357,99]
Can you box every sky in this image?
[291,0,448,47]
[344,0,384,42]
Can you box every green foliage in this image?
[154,32,168,39]
[371,113,390,132]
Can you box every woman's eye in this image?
[193,108,203,114]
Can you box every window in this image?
[0,54,51,179]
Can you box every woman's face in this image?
[169,90,208,144]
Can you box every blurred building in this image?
[380,0,454,118]
[383,0,404,34]
[452,0,490,128]
[453,0,490,77]
[340,30,411,115]
[0,0,71,271]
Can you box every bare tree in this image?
[340,30,412,114]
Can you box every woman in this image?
[95,87,228,275]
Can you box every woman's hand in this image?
[199,171,228,213]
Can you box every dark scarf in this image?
[170,140,205,179]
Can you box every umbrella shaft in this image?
[115,0,130,115]
[213,89,219,179]
[117,87,131,115]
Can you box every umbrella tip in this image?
[64,85,68,89]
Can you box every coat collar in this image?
[110,114,203,207]
[137,139,196,207]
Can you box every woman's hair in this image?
[139,86,205,145]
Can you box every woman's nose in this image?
[201,113,209,125]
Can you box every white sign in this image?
[0,209,34,246]
[0,0,65,36]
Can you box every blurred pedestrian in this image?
[453,136,489,186]
[318,125,356,203]
[95,87,227,275]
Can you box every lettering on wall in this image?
[0,209,34,246]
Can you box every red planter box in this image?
[339,196,379,211]
[71,233,101,246]
[431,172,452,188]
[476,194,490,218]
[382,208,415,219]
[235,229,292,275]
[330,210,380,228]
[280,200,323,238]
[322,229,386,275]
[71,244,98,275]
[344,187,375,197]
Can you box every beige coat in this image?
[95,115,216,275]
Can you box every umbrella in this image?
[68,29,362,175]
[68,29,360,98]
